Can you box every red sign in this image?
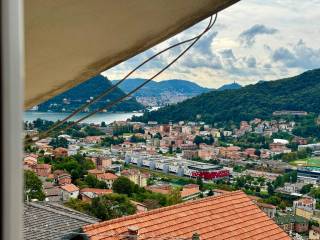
[192,170,229,180]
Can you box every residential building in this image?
[255,202,277,219]
[87,169,104,177]
[276,214,309,234]
[82,191,290,240]
[35,163,52,177]
[97,172,118,189]
[269,143,291,155]
[95,157,112,171]
[53,147,68,157]
[130,201,148,213]
[180,184,200,200]
[146,184,172,195]
[293,198,316,214]
[272,111,308,116]
[84,136,102,144]
[298,143,320,152]
[54,170,72,186]
[60,184,79,201]
[24,202,98,240]
[68,144,80,156]
[121,169,150,187]
[297,167,320,184]
[293,198,318,223]
[80,188,112,202]
[309,226,320,240]
[43,182,61,202]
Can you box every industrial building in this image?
[297,167,320,184]
[125,152,229,180]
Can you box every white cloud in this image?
[103,0,320,88]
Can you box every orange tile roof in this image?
[36,163,51,169]
[98,173,118,180]
[83,191,290,240]
[60,184,79,193]
[181,184,200,198]
[297,197,314,205]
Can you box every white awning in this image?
[25,0,239,109]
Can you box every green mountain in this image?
[218,82,242,91]
[36,75,144,112]
[133,69,320,124]
[112,79,212,97]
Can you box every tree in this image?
[233,165,245,173]
[84,174,98,188]
[84,126,105,136]
[90,194,136,220]
[101,136,124,147]
[235,176,246,189]
[130,135,145,143]
[196,177,204,191]
[193,136,204,146]
[267,183,274,196]
[310,187,320,199]
[300,184,313,194]
[112,177,135,196]
[53,154,95,181]
[168,146,173,154]
[154,132,162,140]
[100,121,107,127]
[254,149,261,157]
[49,137,69,149]
[167,188,182,205]
[24,170,45,201]
[65,198,90,213]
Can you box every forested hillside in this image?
[133,69,320,124]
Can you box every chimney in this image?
[192,233,200,240]
[128,226,139,240]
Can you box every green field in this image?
[290,157,320,167]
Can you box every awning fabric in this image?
[25,0,239,109]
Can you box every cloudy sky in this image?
[103,0,320,88]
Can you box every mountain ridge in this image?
[36,75,144,112]
[112,78,212,97]
[133,69,320,124]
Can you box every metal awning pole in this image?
[1,0,24,239]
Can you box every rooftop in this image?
[83,191,289,240]
[295,197,315,205]
[80,188,113,195]
[24,202,98,240]
[60,184,79,193]
[98,173,118,180]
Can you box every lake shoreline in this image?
[24,111,143,124]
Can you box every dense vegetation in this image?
[38,154,95,181]
[24,118,105,140]
[65,194,136,221]
[24,170,45,201]
[134,69,320,124]
[112,177,182,208]
[35,75,144,112]
[66,177,182,220]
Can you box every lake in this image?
[24,111,143,124]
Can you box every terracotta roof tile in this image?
[60,184,79,193]
[83,191,290,240]
[98,173,118,180]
